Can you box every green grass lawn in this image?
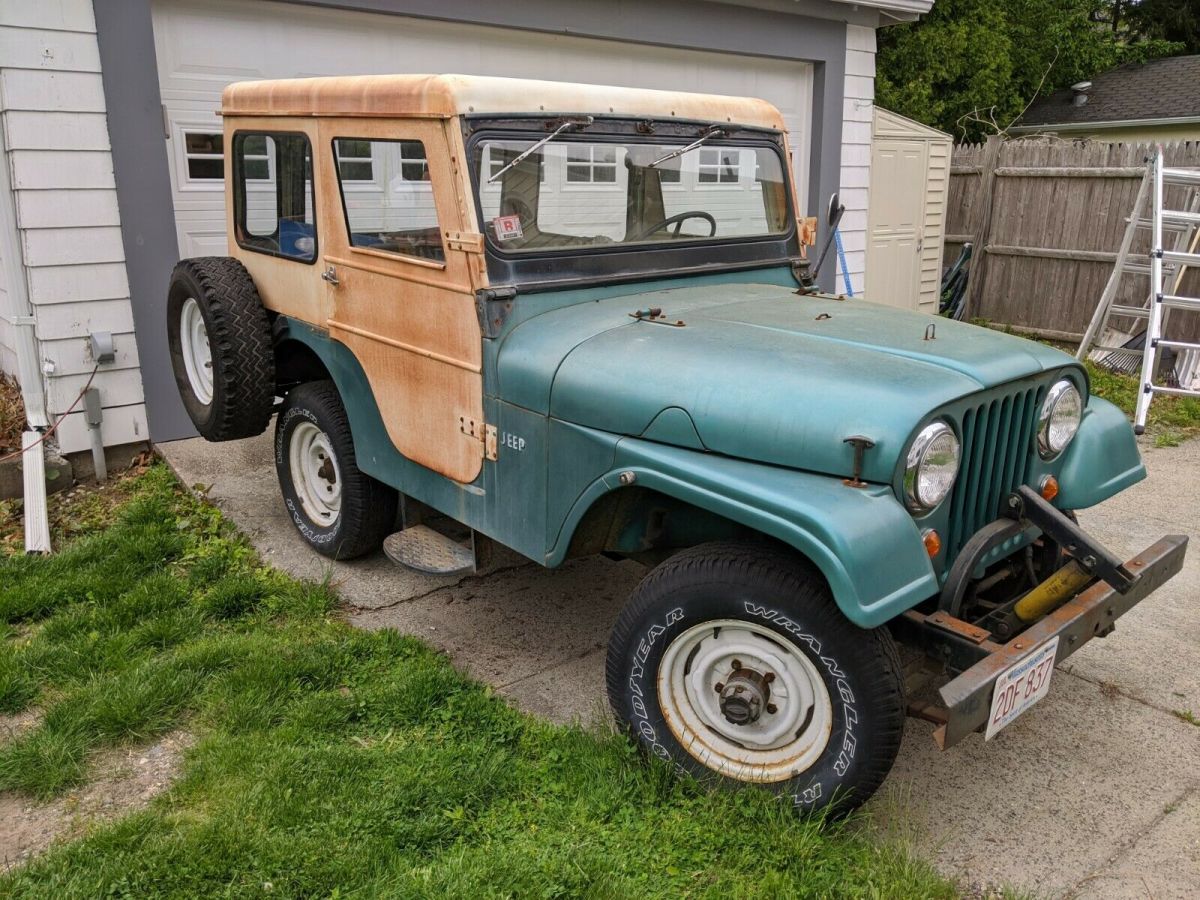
[1084,360,1200,447]
[0,465,955,898]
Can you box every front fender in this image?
[550,436,939,628]
[1056,396,1146,510]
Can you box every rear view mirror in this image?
[827,192,842,225]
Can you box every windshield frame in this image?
[462,115,802,290]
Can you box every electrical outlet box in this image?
[89,331,115,365]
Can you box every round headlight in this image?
[1038,379,1082,458]
[905,422,961,512]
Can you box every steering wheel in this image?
[632,211,717,242]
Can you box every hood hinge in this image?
[476,285,517,338]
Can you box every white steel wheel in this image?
[657,618,833,783]
[287,421,342,526]
[179,297,214,406]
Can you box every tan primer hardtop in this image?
[220,74,790,484]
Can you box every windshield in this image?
[473,136,791,254]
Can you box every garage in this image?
[152,0,813,259]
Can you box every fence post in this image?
[961,134,1003,320]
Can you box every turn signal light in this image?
[922,529,942,558]
[1039,475,1060,502]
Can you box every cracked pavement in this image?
[161,432,1199,898]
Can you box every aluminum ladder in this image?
[1076,149,1200,434]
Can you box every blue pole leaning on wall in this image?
[834,228,854,297]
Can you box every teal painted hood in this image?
[497,282,1081,482]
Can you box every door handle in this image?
[321,265,339,286]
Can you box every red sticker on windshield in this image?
[493,215,523,241]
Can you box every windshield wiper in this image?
[487,115,594,183]
[648,125,728,168]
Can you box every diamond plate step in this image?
[383,524,475,575]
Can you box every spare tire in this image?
[167,257,275,441]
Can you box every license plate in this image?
[985,636,1060,740]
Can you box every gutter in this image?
[1010,115,1200,135]
[0,106,52,553]
[0,122,47,429]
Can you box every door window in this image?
[333,138,444,262]
[232,132,316,263]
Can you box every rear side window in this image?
[333,138,445,263]
[232,132,316,263]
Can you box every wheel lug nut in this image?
[766,703,777,714]
[763,672,775,683]
[732,659,742,670]
[714,682,724,693]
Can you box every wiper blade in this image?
[648,125,727,168]
[487,116,594,183]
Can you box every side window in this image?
[232,132,316,263]
[333,138,445,263]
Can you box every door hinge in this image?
[459,416,498,461]
[446,231,485,253]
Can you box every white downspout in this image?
[0,105,53,552]
[0,118,47,428]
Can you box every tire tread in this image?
[606,541,905,815]
[169,257,275,441]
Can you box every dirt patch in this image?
[0,709,42,746]
[0,730,193,872]
[0,373,22,457]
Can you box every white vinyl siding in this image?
[840,23,876,296]
[0,0,146,452]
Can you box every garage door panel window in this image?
[334,139,375,184]
[698,148,741,185]
[333,138,445,263]
[565,145,618,185]
[232,131,317,263]
[184,131,224,181]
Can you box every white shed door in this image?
[866,139,926,310]
[152,0,813,259]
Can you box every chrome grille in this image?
[946,386,1044,559]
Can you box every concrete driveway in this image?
[161,434,1199,898]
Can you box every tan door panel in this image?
[316,117,485,484]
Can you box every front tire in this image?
[274,381,398,559]
[606,542,904,818]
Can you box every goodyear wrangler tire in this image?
[606,541,904,818]
[167,257,275,441]
[275,381,398,560]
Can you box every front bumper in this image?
[896,490,1188,748]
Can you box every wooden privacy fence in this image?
[946,137,1200,345]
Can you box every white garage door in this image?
[152,0,813,258]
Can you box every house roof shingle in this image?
[1019,55,1200,127]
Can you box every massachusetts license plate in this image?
[985,636,1060,740]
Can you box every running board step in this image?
[383,524,476,576]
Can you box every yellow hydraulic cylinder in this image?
[1014,560,1094,623]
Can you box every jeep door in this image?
[315,119,485,484]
